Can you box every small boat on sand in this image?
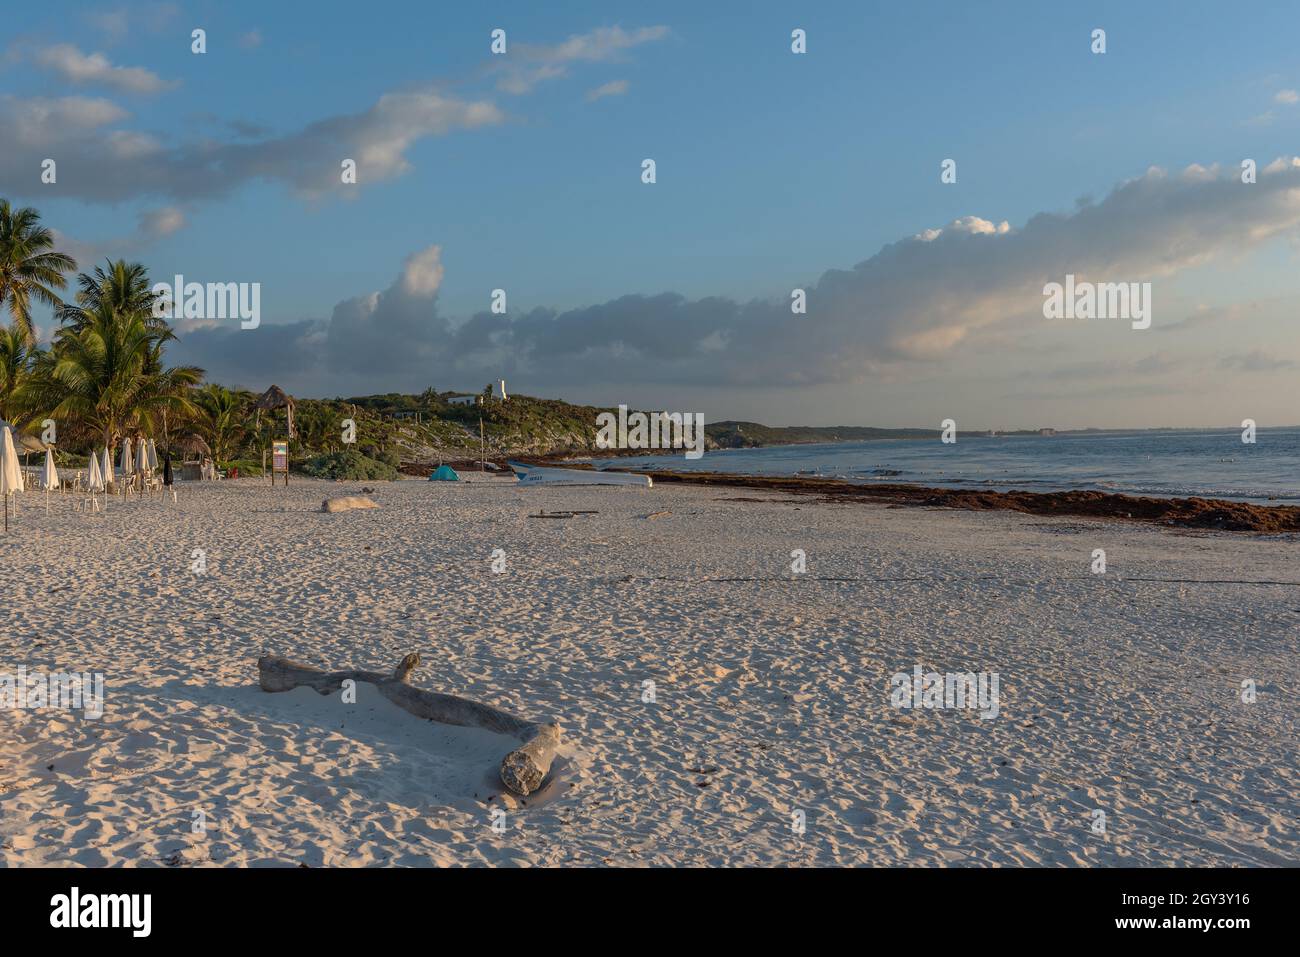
[508,461,653,488]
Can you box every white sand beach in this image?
[1,477,1296,866]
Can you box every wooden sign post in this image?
[272,439,289,487]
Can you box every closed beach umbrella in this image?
[99,447,113,510]
[0,420,29,489]
[137,438,149,475]
[88,450,104,492]
[120,437,133,475]
[41,447,58,514]
[1,426,21,493]
[147,439,159,471]
[42,448,59,490]
[1,426,22,531]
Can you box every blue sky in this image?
[3,1,1299,427]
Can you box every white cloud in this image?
[915,216,1010,241]
[1275,89,1299,105]
[34,44,176,94]
[1180,162,1219,182]
[104,129,163,159]
[496,25,668,94]
[400,245,444,296]
[305,91,503,193]
[586,79,630,102]
[0,87,503,201]
[0,95,128,145]
[240,30,264,50]
[4,26,658,206]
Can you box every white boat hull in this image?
[508,461,652,488]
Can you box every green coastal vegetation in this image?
[2,200,1058,482]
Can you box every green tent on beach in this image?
[429,465,460,481]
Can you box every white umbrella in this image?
[147,439,159,471]
[99,447,112,511]
[41,448,58,514]
[0,420,22,493]
[120,437,133,481]
[0,426,22,532]
[87,450,103,511]
[42,448,59,490]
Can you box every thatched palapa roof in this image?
[0,420,48,452]
[175,433,212,456]
[253,384,295,412]
[254,384,296,438]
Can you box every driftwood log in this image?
[257,653,562,796]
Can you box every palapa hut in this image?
[16,431,46,478]
[253,385,296,438]
[15,431,46,454]
[176,433,212,481]
[0,420,49,478]
[254,385,296,485]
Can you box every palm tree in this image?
[0,200,76,345]
[0,324,33,423]
[55,259,165,335]
[291,402,341,456]
[192,383,249,463]
[27,302,202,451]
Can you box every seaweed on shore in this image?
[625,470,1300,533]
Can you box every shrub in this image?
[221,458,265,477]
[299,449,398,481]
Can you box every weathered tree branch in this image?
[257,653,562,796]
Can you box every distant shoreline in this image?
[701,423,1300,450]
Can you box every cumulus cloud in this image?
[1275,89,1299,105]
[34,44,176,94]
[171,158,1300,397]
[494,26,667,94]
[915,216,1011,242]
[399,246,445,296]
[585,79,630,101]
